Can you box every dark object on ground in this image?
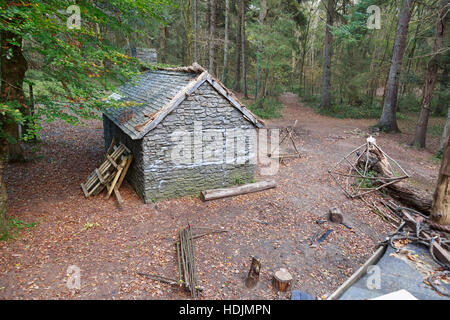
[291,290,315,300]
[272,268,293,292]
[310,229,334,248]
[245,256,261,289]
[201,180,276,201]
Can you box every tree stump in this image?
[272,268,293,292]
[329,207,344,224]
[245,256,261,289]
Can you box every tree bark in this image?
[222,0,229,85]
[182,0,193,65]
[208,0,217,75]
[0,0,29,233]
[234,0,242,92]
[320,0,335,109]
[193,0,198,62]
[159,24,167,64]
[201,180,276,201]
[245,256,261,289]
[378,0,415,132]
[241,0,248,98]
[431,132,450,225]
[361,147,433,214]
[410,0,447,148]
[440,108,450,152]
[255,0,267,100]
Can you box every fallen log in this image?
[360,146,432,214]
[201,180,276,201]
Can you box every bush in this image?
[248,97,284,119]
[398,93,420,112]
[313,102,382,119]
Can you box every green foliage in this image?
[354,170,375,189]
[248,97,283,119]
[0,217,39,241]
[233,175,244,186]
[0,0,170,142]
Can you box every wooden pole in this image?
[245,256,261,289]
[201,180,276,201]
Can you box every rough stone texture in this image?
[103,81,256,203]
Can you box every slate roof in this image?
[103,65,263,140]
[103,70,197,139]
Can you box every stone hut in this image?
[102,64,263,203]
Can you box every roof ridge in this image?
[156,62,206,74]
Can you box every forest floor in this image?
[0,92,442,300]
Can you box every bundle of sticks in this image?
[137,225,227,298]
[176,225,200,297]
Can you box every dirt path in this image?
[0,93,440,300]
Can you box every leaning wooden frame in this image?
[81,138,133,203]
[328,137,410,199]
[268,120,301,161]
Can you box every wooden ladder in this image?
[81,140,133,203]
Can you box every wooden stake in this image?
[245,256,261,289]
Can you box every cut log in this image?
[329,207,344,224]
[272,268,293,292]
[201,180,276,201]
[360,147,432,214]
[245,256,261,289]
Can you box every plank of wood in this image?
[80,183,88,197]
[95,169,105,184]
[106,158,127,199]
[116,154,133,189]
[106,155,118,168]
[106,136,116,155]
[201,180,276,201]
[113,186,123,203]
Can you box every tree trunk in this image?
[361,146,433,214]
[255,0,267,100]
[440,108,450,152]
[193,0,198,62]
[201,180,276,201]
[0,0,29,233]
[436,66,448,115]
[431,132,450,225]
[320,0,335,109]
[208,0,217,75]
[182,0,193,65]
[159,24,167,63]
[410,0,446,148]
[222,0,229,85]
[241,0,248,98]
[234,0,242,92]
[378,0,415,132]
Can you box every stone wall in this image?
[141,81,256,202]
[103,81,257,203]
